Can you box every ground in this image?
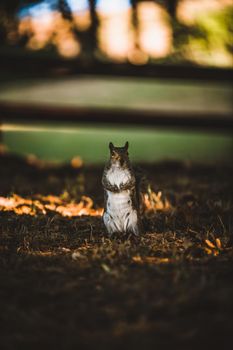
[0,153,233,350]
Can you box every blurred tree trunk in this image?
[166,0,179,21]
[58,0,73,21]
[88,0,99,59]
[0,2,18,45]
[130,0,140,51]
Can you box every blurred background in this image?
[0,0,232,164]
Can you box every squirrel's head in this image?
[109,141,129,167]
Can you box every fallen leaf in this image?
[215,238,222,249]
[205,239,216,249]
[101,263,111,273]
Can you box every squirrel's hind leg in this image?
[103,211,119,236]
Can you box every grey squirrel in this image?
[102,141,143,236]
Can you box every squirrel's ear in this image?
[109,142,114,152]
[124,141,129,151]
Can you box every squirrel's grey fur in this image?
[102,142,142,236]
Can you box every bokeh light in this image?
[12,0,232,66]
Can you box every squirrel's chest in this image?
[106,190,132,212]
[106,167,131,187]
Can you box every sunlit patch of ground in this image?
[0,194,103,217]
[0,189,170,217]
[0,153,233,350]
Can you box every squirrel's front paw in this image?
[119,183,131,191]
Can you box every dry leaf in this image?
[101,263,111,273]
[205,239,216,249]
[215,238,222,249]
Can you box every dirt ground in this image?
[0,153,233,350]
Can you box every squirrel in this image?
[102,141,143,236]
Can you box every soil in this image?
[0,153,233,350]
